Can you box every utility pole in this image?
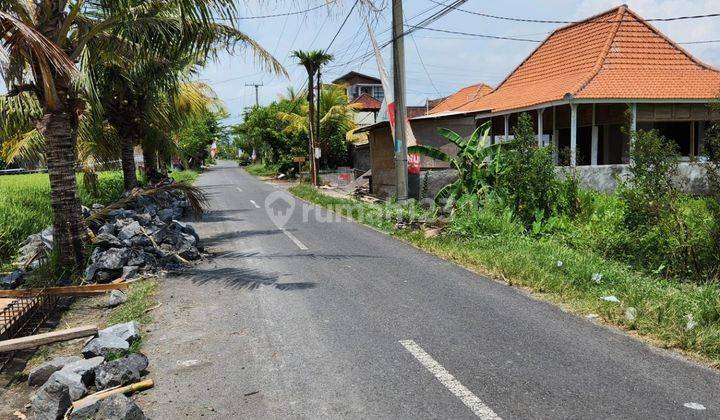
[315,67,322,186]
[392,0,408,201]
[245,82,263,106]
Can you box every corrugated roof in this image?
[429,83,493,114]
[457,5,720,114]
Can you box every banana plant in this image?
[408,121,505,208]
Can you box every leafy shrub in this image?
[497,113,560,227]
[618,129,679,229]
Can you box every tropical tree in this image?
[291,49,333,185]
[409,122,503,208]
[0,1,282,268]
[278,84,357,168]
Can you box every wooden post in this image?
[537,108,545,146]
[570,103,578,167]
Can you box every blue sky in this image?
[202,0,720,125]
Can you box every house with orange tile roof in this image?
[458,5,720,171]
[356,5,720,197]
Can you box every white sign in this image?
[314,147,322,159]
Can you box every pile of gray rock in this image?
[2,184,202,289]
[28,322,149,420]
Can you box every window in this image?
[373,85,384,101]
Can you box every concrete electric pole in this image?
[245,82,263,106]
[392,0,409,201]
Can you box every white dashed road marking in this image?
[281,228,308,250]
[249,200,261,209]
[236,187,243,192]
[400,340,501,419]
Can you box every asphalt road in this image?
[140,160,720,419]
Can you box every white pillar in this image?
[552,106,558,164]
[537,108,545,146]
[591,104,598,166]
[570,103,578,167]
[504,114,510,142]
[629,103,637,164]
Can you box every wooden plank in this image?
[72,379,154,410]
[0,325,97,352]
[0,283,128,298]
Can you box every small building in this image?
[357,84,493,198]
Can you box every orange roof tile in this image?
[350,93,382,110]
[429,83,493,114]
[458,6,720,114]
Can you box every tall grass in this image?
[0,171,124,268]
[245,162,279,177]
[290,184,720,366]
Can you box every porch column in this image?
[570,103,578,167]
[552,106,558,164]
[591,104,598,166]
[537,108,545,146]
[504,114,510,142]
[629,103,637,164]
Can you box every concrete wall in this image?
[563,163,710,193]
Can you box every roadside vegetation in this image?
[290,112,720,366]
[245,162,281,177]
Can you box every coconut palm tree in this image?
[0,1,282,268]
[291,49,333,185]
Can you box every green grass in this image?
[107,279,158,354]
[170,169,199,185]
[0,171,124,269]
[289,183,720,367]
[245,162,279,177]
[109,279,158,327]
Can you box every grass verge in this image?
[170,169,199,185]
[108,279,158,353]
[245,162,279,177]
[289,183,720,367]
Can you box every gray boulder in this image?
[94,233,123,249]
[99,321,141,345]
[94,248,131,271]
[121,266,140,280]
[125,353,149,374]
[98,223,115,235]
[46,369,86,401]
[157,208,174,223]
[118,221,142,241]
[60,357,104,386]
[81,206,91,219]
[82,335,129,359]
[30,380,71,420]
[28,356,82,387]
[94,269,122,284]
[133,213,152,226]
[94,358,141,390]
[70,394,146,420]
[40,227,54,249]
[107,290,128,307]
[1,269,25,289]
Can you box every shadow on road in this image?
[178,266,316,292]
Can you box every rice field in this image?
[0,171,124,268]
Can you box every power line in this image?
[409,26,542,43]
[224,0,339,20]
[325,0,360,53]
[410,34,440,96]
[427,0,720,24]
